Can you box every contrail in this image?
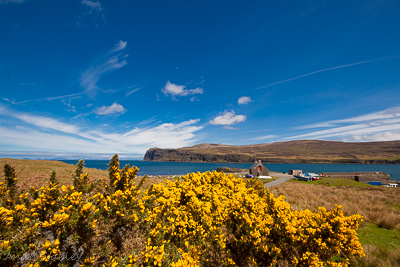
[13,92,84,105]
[253,53,400,91]
[211,53,400,102]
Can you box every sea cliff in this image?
[143,140,400,164]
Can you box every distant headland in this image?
[143,140,400,164]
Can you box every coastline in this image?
[143,159,400,165]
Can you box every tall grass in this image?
[0,159,169,194]
[350,244,400,267]
[0,158,109,191]
[270,181,400,230]
[271,181,400,266]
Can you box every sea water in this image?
[60,160,400,181]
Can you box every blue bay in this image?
[60,160,400,182]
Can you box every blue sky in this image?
[1,0,400,159]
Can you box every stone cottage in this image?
[249,160,269,176]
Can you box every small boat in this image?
[294,175,312,181]
[307,173,320,181]
[294,172,320,181]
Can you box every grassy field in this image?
[0,158,109,191]
[0,158,170,193]
[271,178,400,266]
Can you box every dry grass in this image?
[270,182,400,229]
[350,244,400,267]
[0,158,168,193]
[270,180,400,265]
[0,158,109,191]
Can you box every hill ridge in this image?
[143,140,400,164]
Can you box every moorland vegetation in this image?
[271,179,400,266]
[0,155,367,266]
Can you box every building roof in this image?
[250,160,266,169]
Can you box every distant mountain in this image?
[143,140,400,164]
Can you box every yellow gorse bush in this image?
[142,173,364,266]
[0,155,365,266]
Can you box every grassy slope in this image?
[358,223,400,249]
[273,178,400,265]
[146,140,400,163]
[0,158,169,196]
[290,177,373,187]
[0,158,109,191]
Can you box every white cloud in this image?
[111,40,127,53]
[82,0,103,12]
[62,100,76,113]
[251,135,277,140]
[342,131,400,142]
[19,82,35,86]
[222,126,236,130]
[254,54,400,92]
[0,0,25,4]
[11,92,84,105]
[298,106,400,130]
[238,96,252,105]
[94,103,126,115]
[0,151,142,160]
[190,97,200,102]
[288,106,400,142]
[0,107,81,135]
[77,0,106,28]
[209,111,246,126]
[80,41,128,97]
[4,42,128,105]
[0,105,203,154]
[125,88,140,97]
[162,81,203,98]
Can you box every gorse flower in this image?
[0,155,365,266]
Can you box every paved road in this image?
[264,173,294,188]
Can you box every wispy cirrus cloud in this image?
[80,40,128,97]
[0,0,25,4]
[94,102,126,115]
[0,151,142,160]
[222,126,237,130]
[342,131,400,142]
[125,87,140,97]
[210,111,246,126]
[111,40,127,53]
[62,100,77,113]
[0,106,81,134]
[251,135,277,141]
[253,54,400,91]
[286,106,400,142]
[77,0,106,27]
[162,81,203,100]
[212,54,400,102]
[6,92,84,105]
[82,0,103,12]
[5,40,128,105]
[0,105,203,154]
